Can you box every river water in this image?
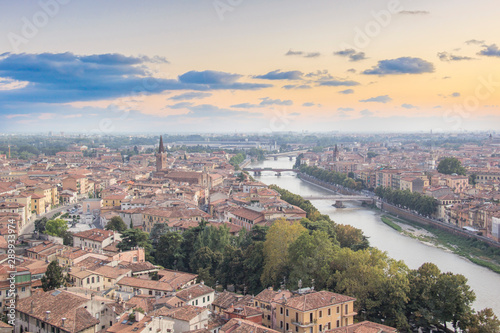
[249,157,500,315]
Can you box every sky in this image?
[0,0,499,134]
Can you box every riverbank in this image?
[381,213,500,274]
[299,173,500,274]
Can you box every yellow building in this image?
[102,193,128,208]
[254,288,356,333]
[5,192,32,223]
[30,193,46,215]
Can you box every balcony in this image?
[292,322,315,328]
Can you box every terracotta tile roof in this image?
[212,292,253,310]
[73,228,115,242]
[118,277,174,292]
[325,320,397,333]
[224,306,263,318]
[221,318,280,333]
[126,295,156,313]
[176,283,214,301]
[151,305,208,322]
[254,288,293,303]
[275,291,356,311]
[157,269,197,287]
[16,289,99,333]
[93,265,131,279]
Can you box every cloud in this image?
[437,52,473,61]
[401,103,417,109]
[254,69,303,80]
[334,49,367,62]
[302,102,315,107]
[347,68,356,73]
[304,52,321,58]
[259,97,293,106]
[168,102,194,109]
[338,89,354,94]
[465,39,485,45]
[0,53,272,105]
[478,44,500,57]
[398,10,430,15]
[319,80,359,87]
[177,104,261,119]
[285,50,304,56]
[360,95,392,103]
[168,92,212,101]
[362,57,434,75]
[360,109,374,116]
[285,50,321,58]
[289,112,301,116]
[282,84,311,90]
[231,97,293,108]
[451,92,461,97]
[337,107,354,112]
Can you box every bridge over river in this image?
[243,168,298,175]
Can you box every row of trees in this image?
[375,186,438,216]
[299,165,365,191]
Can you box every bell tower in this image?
[156,136,167,172]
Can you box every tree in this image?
[462,308,500,333]
[431,272,476,330]
[155,232,185,269]
[407,263,442,328]
[335,224,369,250]
[61,230,73,246]
[261,218,307,287]
[437,157,466,175]
[288,231,336,290]
[329,247,410,330]
[105,216,127,232]
[149,223,170,244]
[118,228,152,260]
[34,217,48,234]
[41,261,65,291]
[45,219,68,237]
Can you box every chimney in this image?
[45,311,51,321]
[30,300,34,314]
[61,318,66,327]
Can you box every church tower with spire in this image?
[156,136,167,172]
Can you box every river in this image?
[249,157,500,315]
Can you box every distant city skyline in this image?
[1,0,499,133]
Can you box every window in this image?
[280,307,283,315]
[345,304,348,313]
[336,306,339,314]
[97,276,100,282]
[295,313,298,322]
[87,277,90,284]
[286,323,289,331]
[280,321,283,328]
[336,320,339,328]
[319,325,322,332]
[91,277,95,283]
[286,309,289,316]
[207,296,210,302]
[328,308,331,316]
[203,297,205,303]
[319,311,322,318]
[310,313,313,322]
[196,300,199,306]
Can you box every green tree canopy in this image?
[105,216,127,232]
[118,228,152,260]
[45,219,68,237]
[437,157,466,175]
[41,261,65,291]
[261,218,308,287]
